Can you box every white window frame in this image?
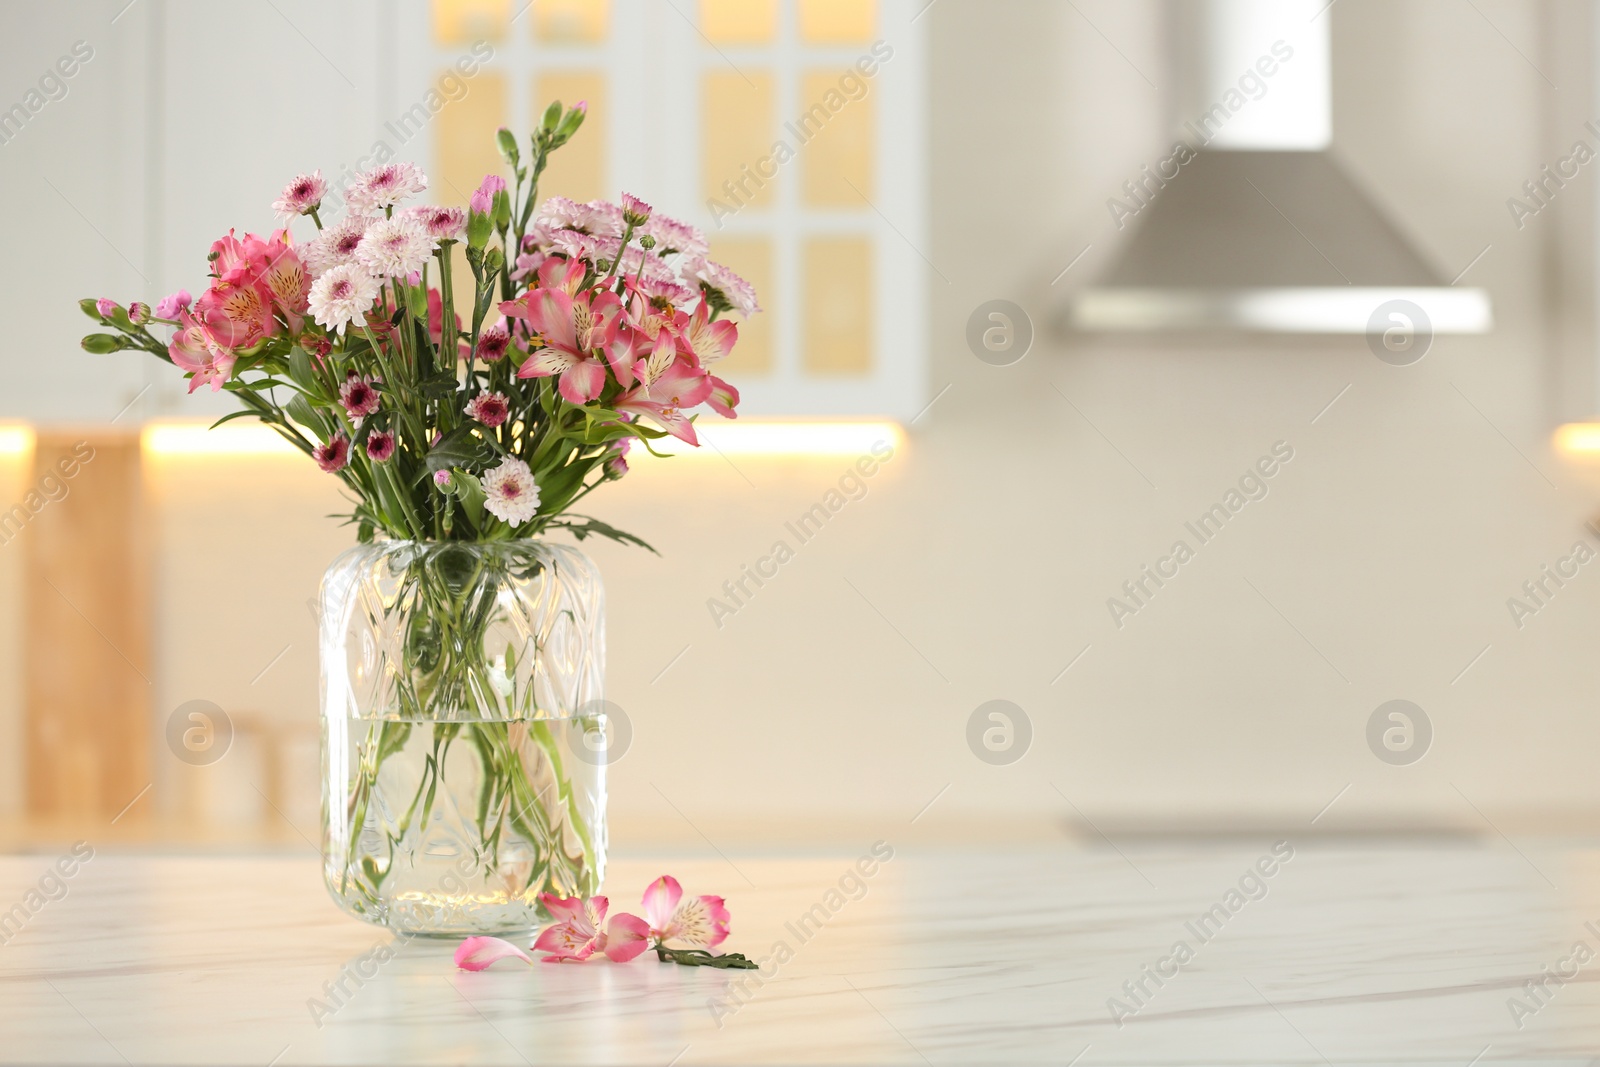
[392,0,928,420]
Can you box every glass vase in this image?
[319,540,608,936]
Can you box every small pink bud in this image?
[433,469,452,488]
[128,302,150,325]
[96,299,118,318]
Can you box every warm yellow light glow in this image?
[1554,422,1600,457]
[0,425,35,456]
[139,420,902,460]
[652,420,903,457]
[142,423,300,457]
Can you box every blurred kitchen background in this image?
[2,0,1599,851]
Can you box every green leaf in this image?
[453,469,487,529]
[287,345,322,397]
[425,425,497,472]
[545,514,658,554]
[208,410,263,430]
[286,394,331,438]
[419,372,460,399]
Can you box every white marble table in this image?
[3,841,1600,1064]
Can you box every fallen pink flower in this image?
[454,936,533,971]
[533,893,650,963]
[642,875,730,950]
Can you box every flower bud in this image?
[128,302,150,326]
[96,298,118,319]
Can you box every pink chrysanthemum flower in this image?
[481,456,540,526]
[339,373,381,420]
[464,391,510,428]
[307,264,380,335]
[683,256,762,317]
[475,323,511,362]
[272,170,326,221]
[643,213,708,257]
[620,192,652,227]
[345,161,427,214]
[534,196,587,232]
[312,435,350,473]
[405,205,466,241]
[356,216,436,280]
[548,230,603,264]
[305,216,373,276]
[363,429,396,462]
[580,199,624,237]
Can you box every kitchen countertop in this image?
[2,840,1598,1065]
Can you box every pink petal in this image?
[524,288,577,351]
[539,892,585,923]
[454,936,534,971]
[558,358,607,404]
[706,375,740,418]
[535,919,597,959]
[642,875,684,932]
[604,912,652,962]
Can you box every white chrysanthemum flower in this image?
[481,456,541,526]
[307,264,381,335]
[345,161,428,214]
[356,216,437,279]
[305,215,373,276]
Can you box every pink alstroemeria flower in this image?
[454,936,534,971]
[533,894,650,963]
[504,287,623,404]
[675,304,738,367]
[614,343,712,445]
[642,875,731,950]
[168,313,236,393]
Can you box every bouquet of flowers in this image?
[78,102,760,932]
[80,99,755,545]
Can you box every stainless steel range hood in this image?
[1069,0,1491,335]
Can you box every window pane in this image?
[708,238,773,375]
[803,236,872,375]
[536,0,608,43]
[432,0,510,44]
[800,70,873,206]
[700,0,777,43]
[436,71,507,313]
[535,72,606,201]
[703,71,776,208]
[798,0,875,43]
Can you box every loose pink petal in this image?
[642,875,684,932]
[604,912,652,962]
[454,936,533,971]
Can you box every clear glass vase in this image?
[319,540,607,936]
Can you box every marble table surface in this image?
[4,840,1600,1065]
